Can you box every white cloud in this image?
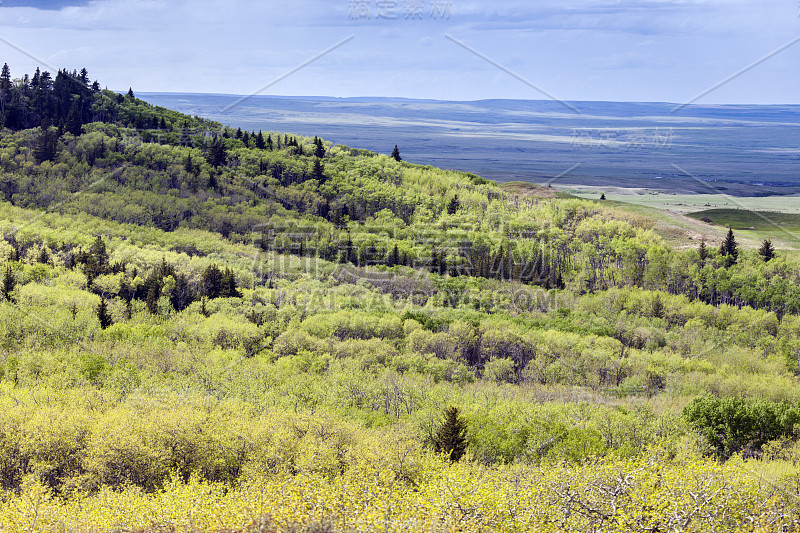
[0,0,796,102]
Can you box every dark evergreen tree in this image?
[127,87,134,98]
[698,240,708,262]
[312,158,324,182]
[434,406,468,462]
[720,228,738,265]
[220,267,241,298]
[759,239,776,262]
[169,273,193,312]
[1,265,16,303]
[391,144,401,161]
[145,284,160,314]
[65,100,83,136]
[206,135,228,167]
[266,134,273,150]
[34,120,58,163]
[202,263,224,299]
[387,244,400,267]
[600,193,606,200]
[96,297,113,329]
[255,131,265,150]
[447,194,460,215]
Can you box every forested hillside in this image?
[1,64,800,532]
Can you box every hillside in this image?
[1,65,800,531]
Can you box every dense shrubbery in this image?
[1,64,800,530]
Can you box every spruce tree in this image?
[145,284,160,314]
[170,273,193,312]
[434,406,468,462]
[720,228,738,265]
[34,120,58,163]
[202,263,223,299]
[387,244,400,267]
[96,297,113,329]
[391,144,401,161]
[447,194,460,214]
[758,239,776,262]
[1,265,16,303]
[65,101,82,136]
[698,240,708,262]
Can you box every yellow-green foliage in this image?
[0,445,796,532]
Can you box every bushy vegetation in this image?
[1,64,800,531]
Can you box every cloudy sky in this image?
[0,0,797,103]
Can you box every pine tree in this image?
[447,194,460,215]
[1,265,16,303]
[220,267,241,298]
[391,144,401,161]
[720,228,738,265]
[434,406,468,462]
[145,283,160,314]
[65,100,82,136]
[0,63,11,94]
[255,131,265,150]
[170,273,193,312]
[202,263,223,299]
[698,240,708,262]
[758,239,776,262]
[206,135,227,167]
[387,244,400,267]
[127,87,134,98]
[313,157,324,182]
[96,297,113,329]
[34,119,58,163]
[600,193,606,200]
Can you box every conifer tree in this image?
[758,239,775,262]
[96,297,113,329]
[391,144,401,161]
[1,265,16,303]
[202,263,223,299]
[170,273,193,312]
[434,406,468,462]
[447,194,460,214]
[720,228,738,265]
[387,244,400,267]
[698,240,708,262]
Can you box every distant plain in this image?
[141,93,800,198]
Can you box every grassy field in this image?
[553,185,800,256]
[686,208,800,232]
[559,186,800,214]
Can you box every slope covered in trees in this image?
[1,65,800,531]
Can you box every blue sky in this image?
[0,0,797,103]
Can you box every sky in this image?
[0,0,798,103]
